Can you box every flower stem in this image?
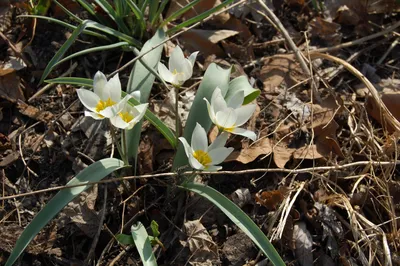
[174,85,180,147]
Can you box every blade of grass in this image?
[131,222,158,266]
[36,19,141,84]
[18,15,108,40]
[95,0,131,35]
[53,0,83,23]
[151,0,168,26]
[148,0,159,25]
[168,0,235,34]
[5,158,125,266]
[76,0,111,26]
[55,42,129,67]
[173,63,231,169]
[126,0,146,33]
[45,77,176,148]
[181,182,285,266]
[159,0,201,28]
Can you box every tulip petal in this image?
[104,73,122,103]
[131,91,141,101]
[99,106,117,118]
[191,123,208,152]
[205,165,222,171]
[188,51,199,66]
[208,132,229,151]
[158,63,174,83]
[231,128,257,141]
[211,88,227,113]
[216,108,237,128]
[228,90,244,109]
[208,147,234,165]
[93,71,107,98]
[84,111,104,120]
[110,116,129,129]
[169,46,185,71]
[133,103,148,122]
[204,98,217,124]
[189,155,205,170]
[77,89,100,112]
[234,104,256,126]
[179,137,193,158]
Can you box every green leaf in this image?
[181,182,285,266]
[125,30,165,162]
[33,0,51,15]
[5,158,125,266]
[95,0,130,35]
[151,0,168,26]
[18,15,108,40]
[173,63,231,169]
[53,0,83,23]
[225,76,260,105]
[56,42,129,67]
[44,77,176,148]
[131,222,158,266]
[150,220,160,238]
[36,19,141,84]
[76,0,111,26]
[168,0,235,34]
[116,233,135,245]
[126,0,146,33]
[160,0,201,28]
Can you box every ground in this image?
[1,0,400,265]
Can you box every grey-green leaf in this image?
[131,222,158,266]
[173,63,231,169]
[125,29,165,162]
[225,76,260,105]
[5,158,124,266]
[181,182,285,266]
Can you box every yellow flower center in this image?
[218,125,235,133]
[118,111,134,123]
[95,97,116,113]
[193,150,212,166]
[172,69,184,76]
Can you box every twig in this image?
[377,37,399,65]
[1,160,399,201]
[28,62,78,102]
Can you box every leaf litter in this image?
[2,0,400,265]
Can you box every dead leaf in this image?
[308,17,342,47]
[167,0,229,23]
[231,188,251,208]
[0,57,26,76]
[0,72,24,102]
[227,138,272,164]
[180,30,226,57]
[255,187,289,210]
[222,232,256,265]
[272,143,294,168]
[17,101,53,122]
[366,92,400,133]
[260,54,305,94]
[293,221,313,266]
[181,220,219,264]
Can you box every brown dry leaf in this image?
[272,142,295,168]
[180,29,230,57]
[181,220,219,264]
[260,54,305,94]
[293,221,313,266]
[0,57,26,76]
[226,138,272,164]
[255,187,290,210]
[308,17,342,47]
[0,72,24,102]
[17,101,53,122]
[366,92,400,133]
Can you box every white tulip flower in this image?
[179,123,233,171]
[158,46,198,87]
[204,88,257,141]
[110,95,148,130]
[77,71,121,119]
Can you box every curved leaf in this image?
[131,222,158,266]
[226,76,260,105]
[5,158,125,266]
[181,182,285,266]
[173,63,231,169]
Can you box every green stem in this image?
[109,122,126,164]
[174,85,180,147]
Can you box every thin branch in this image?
[1,160,399,201]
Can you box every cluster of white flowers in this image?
[77,71,147,130]
[77,46,257,172]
